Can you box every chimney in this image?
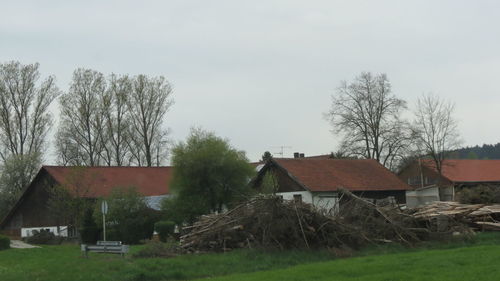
[299,153,305,158]
[293,152,300,158]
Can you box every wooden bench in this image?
[81,241,129,257]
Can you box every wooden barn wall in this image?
[2,175,59,233]
[272,166,306,192]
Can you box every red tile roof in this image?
[422,159,500,183]
[273,158,411,191]
[43,166,171,197]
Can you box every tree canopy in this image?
[163,128,255,223]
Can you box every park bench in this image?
[81,241,129,257]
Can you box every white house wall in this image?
[276,191,339,214]
[276,191,313,204]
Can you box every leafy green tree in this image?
[163,128,255,223]
[260,171,279,194]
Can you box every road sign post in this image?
[101,200,108,241]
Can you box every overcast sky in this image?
[1,1,499,163]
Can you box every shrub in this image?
[25,229,62,245]
[0,234,10,250]
[132,240,181,258]
[155,221,176,242]
[80,208,99,244]
[457,185,500,204]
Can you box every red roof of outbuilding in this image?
[43,166,171,197]
[273,158,411,191]
[422,159,500,183]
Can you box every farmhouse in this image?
[0,166,172,238]
[399,159,500,207]
[252,157,412,212]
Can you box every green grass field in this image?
[0,244,335,281]
[201,244,500,281]
[0,233,500,281]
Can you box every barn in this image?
[399,159,500,207]
[0,166,172,238]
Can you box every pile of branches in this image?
[180,190,430,253]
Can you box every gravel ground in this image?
[10,240,40,249]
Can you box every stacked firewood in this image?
[410,201,500,231]
[180,191,431,253]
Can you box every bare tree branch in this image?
[413,94,462,174]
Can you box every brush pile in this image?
[180,190,431,252]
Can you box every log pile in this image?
[180,190,430,253]
[410,201,500,232]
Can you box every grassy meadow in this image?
[0,233,499,281]
[201,244,500,281]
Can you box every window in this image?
[293,194,302,203]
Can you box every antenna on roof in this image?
[271,146,292,158]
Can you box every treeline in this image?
[57,69,172,167]
[0,61,173,217]
[450,143,500,160]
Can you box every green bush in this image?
[132,240,181,258]
[155,221,176,242]
[457,185,500,204]
[0,234,10,250]
[80,208,99,244]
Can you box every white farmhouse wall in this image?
[277,191,313,204]
[312,192,339,214]
[276,191,339,214]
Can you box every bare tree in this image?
[326,72,411,168]
[100,74,132,166]
[0,61,59,160]
[127,75,173,166]
[0,61,59,217]
[0,153,42,217]
[56,70,173,167]
[56,69,106,166]
[413,94,461,174]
